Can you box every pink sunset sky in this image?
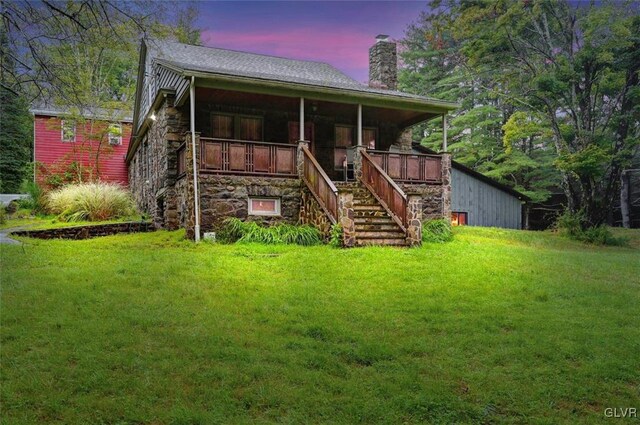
[196,1,428,83]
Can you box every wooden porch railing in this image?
[199,137,297,177]
[368,150,442,183]
[361,149,407,230]
[302,145,338,223]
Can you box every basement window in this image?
[248,197,281,216]
[451,212,468,226]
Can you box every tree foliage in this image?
[400,0,640,224]
[0,0,202,189]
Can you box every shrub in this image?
[555,210,626,246]
[46,182,136,222]
[0,207,6,225]
[219,217,322,246]
[17,181,45,213]
[329,223,343,247]
[422,218,453,243]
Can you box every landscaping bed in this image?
[10,221,154,240]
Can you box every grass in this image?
[1,227,639,424]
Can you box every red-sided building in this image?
[31,107,132,186]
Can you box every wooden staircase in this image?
[334,182,408,247]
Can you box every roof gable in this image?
[147,39,363,89]
[144,39,458,107]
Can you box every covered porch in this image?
[173,84,452,245]
[180,86,449,183]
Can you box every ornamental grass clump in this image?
[422,218,454,243]
[219,217,321,246]
[46,182,136,222]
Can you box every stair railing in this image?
[360,149,407,231]
[301,145,338,223]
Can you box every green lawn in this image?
[1,227,639,424]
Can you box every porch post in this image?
[442,114,447,152]
[299,97,305,141]
[357,104,363,146]
[190,76,200,242]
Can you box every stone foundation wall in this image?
[12,222,154,240]
[128,95,188,230]
[299,188,333,239]
[198,174,303,232]
[399,183,446,222]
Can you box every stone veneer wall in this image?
[128,95,188,230]
[197,174,303,232]
[299,188,333,239]
[398,153,452,222]
[368,39,398,90]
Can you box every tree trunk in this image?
[621,170,631,228]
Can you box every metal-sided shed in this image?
[413,143,529,229]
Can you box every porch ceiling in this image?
[195,87,436,128]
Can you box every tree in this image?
[456,0,640,226]
[0,14,31,193]
[399,1,557,214]
[1,0,202,186]
[400,0,640,227]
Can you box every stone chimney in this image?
[369,34,397,90]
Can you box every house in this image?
[31,106,132,186]
[127,36,465,246]
[412,144,528,229]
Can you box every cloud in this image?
[201,27,375,82]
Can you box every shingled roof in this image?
[145,39,456,107]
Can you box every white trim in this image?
[442,114,447,152]
[108,123,123,146]
[248,197,281,216]
[357,104,362,146]
[190,76,200,242]
[61,119,76,142]
[299,97,305,141]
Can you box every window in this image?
[288,121,314,144]
[335,125,354,147]
[248,197,281,216]
[177,145,186,176]
[451,212,468,226]
[211,113,264,141]
[108,123,122,145]
[61,120,76,142]
[239,116,263,141]
[363,127,377,149]
[335,125,377,148]
[211,114,234,139]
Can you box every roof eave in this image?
[163,63,459,113]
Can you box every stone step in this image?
[355,238,408,247]
[353,200,379,207]
[353,210,390,218]
[355,224,401,231]
[353,204,384,211]
[356,230,406,239]
[354,217,396,224]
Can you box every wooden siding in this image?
[451,168,522,229]
[137,61,189,133]
[34,115,131,185]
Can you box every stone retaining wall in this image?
[11,222,155,240]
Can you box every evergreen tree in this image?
[0,18,32,193]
